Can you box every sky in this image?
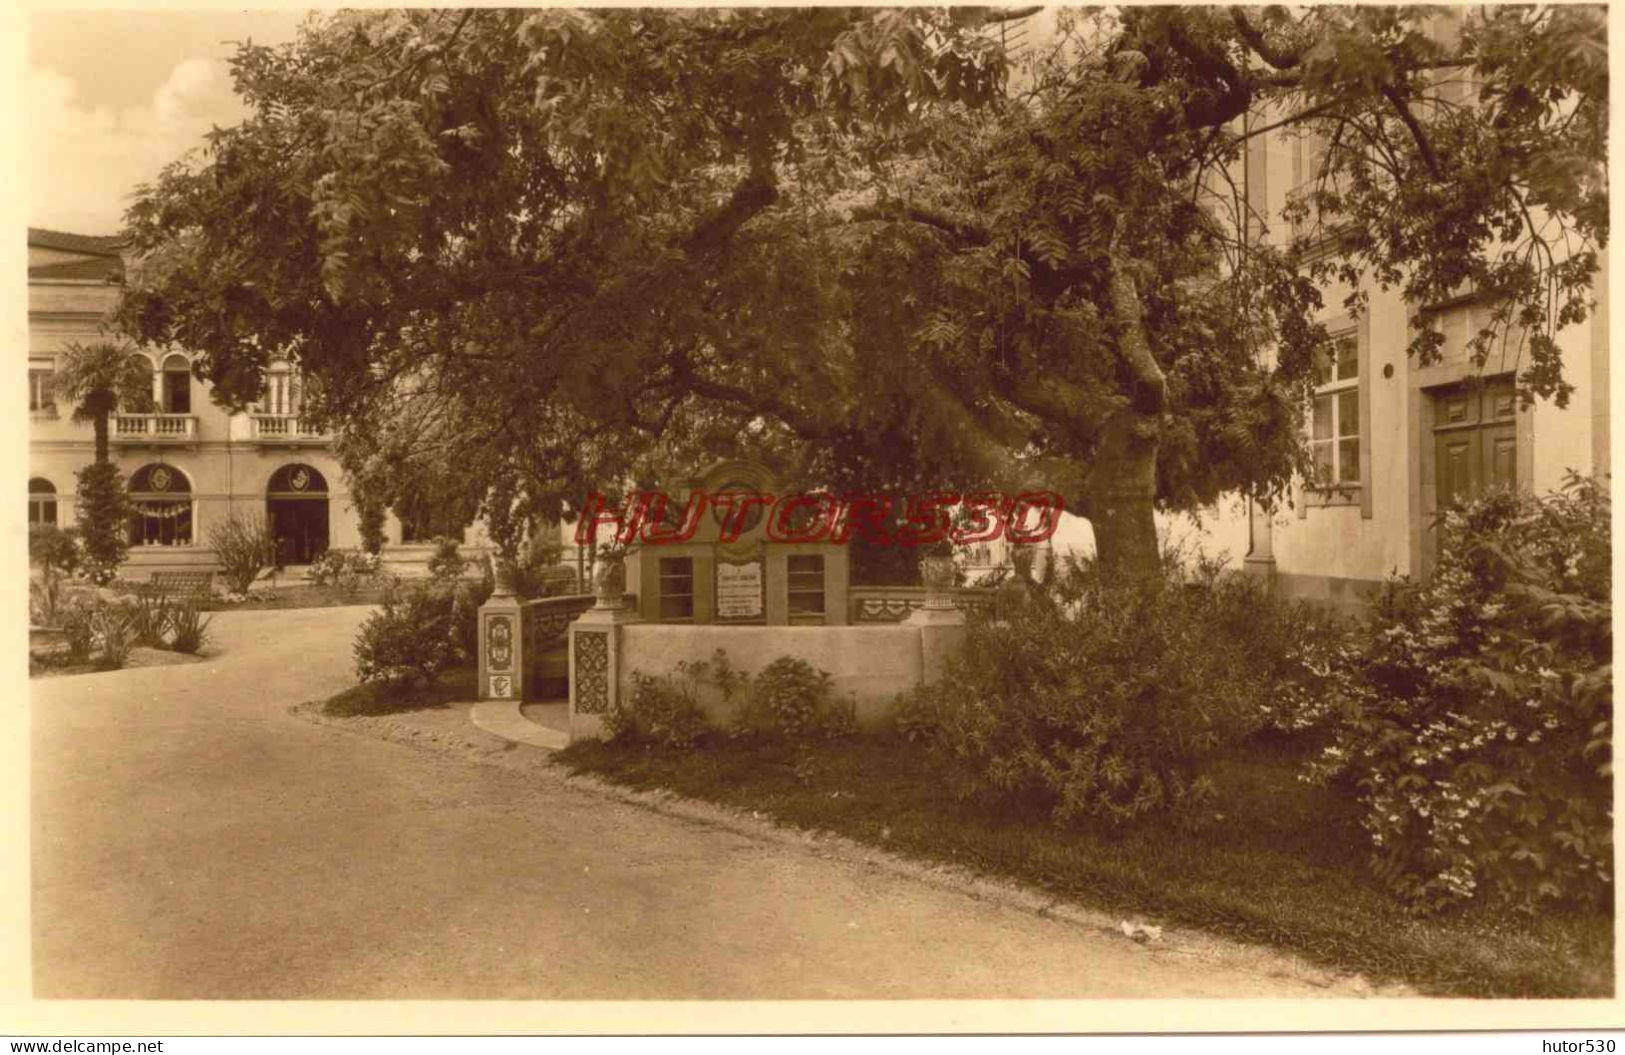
[27,8,312,235]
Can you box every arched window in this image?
[161,353,191,415]
[28,478,56,527]
[257,361,300,416]
[128,464,193,547]
[267,463,327,495]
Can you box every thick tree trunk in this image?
[93,413,109,466]
[1084,232,1167,580]
[1081,411,1162,579]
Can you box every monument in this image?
[622,459,850,626]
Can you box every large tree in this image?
[116,6,1607,575]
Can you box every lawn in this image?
[558,730,1613,999]
[318,664,480,717]
[199,580,402,611]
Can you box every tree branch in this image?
[846,200,993,245]
[1230,7,1301,70]
[1380,82,1443,178]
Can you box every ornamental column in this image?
[478,561,524,702]
[568,558,640,741]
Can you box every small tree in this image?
[356,495,386,555]
[29,524,81,625]
[75,462,130,584]
[207,511,277,593]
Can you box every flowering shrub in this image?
[930,559,1343,826]
[733,655,855,740]
[309,549,383,597]
[1308,474,1611,911]
[353,581,455,691]
[606,668,716,750]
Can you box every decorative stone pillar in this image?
[907,554,967,684]
[569,556,639,741]
[478,563,524,702]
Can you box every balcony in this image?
[113,414,198,445]
[250,415,329,445]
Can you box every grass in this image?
[319,664,479,717]
[204,581,396,611]
[558,731,1613,998]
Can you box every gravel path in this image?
[31,606,1393,1000]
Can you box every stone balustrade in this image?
[113,414,198,442]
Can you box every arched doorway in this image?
[266,463,329,565]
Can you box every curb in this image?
[469,699,569,751]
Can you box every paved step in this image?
[469,699,569,751]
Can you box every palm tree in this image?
[54,340,153,464]
[54,341,152,581]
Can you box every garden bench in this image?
[147,571,215,603]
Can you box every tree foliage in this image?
[115,6,1607,573]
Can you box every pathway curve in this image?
[33,606,1381,1000]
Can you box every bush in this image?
[929,558,1342,827]
[1308,475,1611,912]
[59,601,96,663]
[124,586,173,648]
[607,665,716,750]
[30,524,81,579]
[449,571,495,663]
[168,601,213,655]
[427,536,469,584]
[728,654,856,740]
[207,511,277,594]
[92,603,133,671]
[75,462,130,584]
[308,549,383,597]
[505,533,571,600]
[353,581,456,692]
[891,684,942,744]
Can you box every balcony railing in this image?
[114,414,198,442]
[250,415,328,441]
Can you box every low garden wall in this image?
[617,623,928,727]
[480,567,973,743]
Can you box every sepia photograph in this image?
[13,1,1617,1037]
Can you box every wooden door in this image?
[1432,379,1518,511]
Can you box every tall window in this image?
[658,557,695,620]
[161,354,191,414]
[258,363,298,415]
[787,554,826,617]
[1310,333,1360,488]
[28,478,57,526]
[29,360,55,415]
[127,463,193,546]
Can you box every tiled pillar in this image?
[478,564,524,702]
[569,559,639,741]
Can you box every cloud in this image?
[28,56,246,234]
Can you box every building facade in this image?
[26,227,492,580]
[1196,120,1611,607]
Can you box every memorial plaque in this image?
[716,560,764,619]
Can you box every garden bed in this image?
[202,581,396,611]
[557,731,1613,999]
[30,646,207,679]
